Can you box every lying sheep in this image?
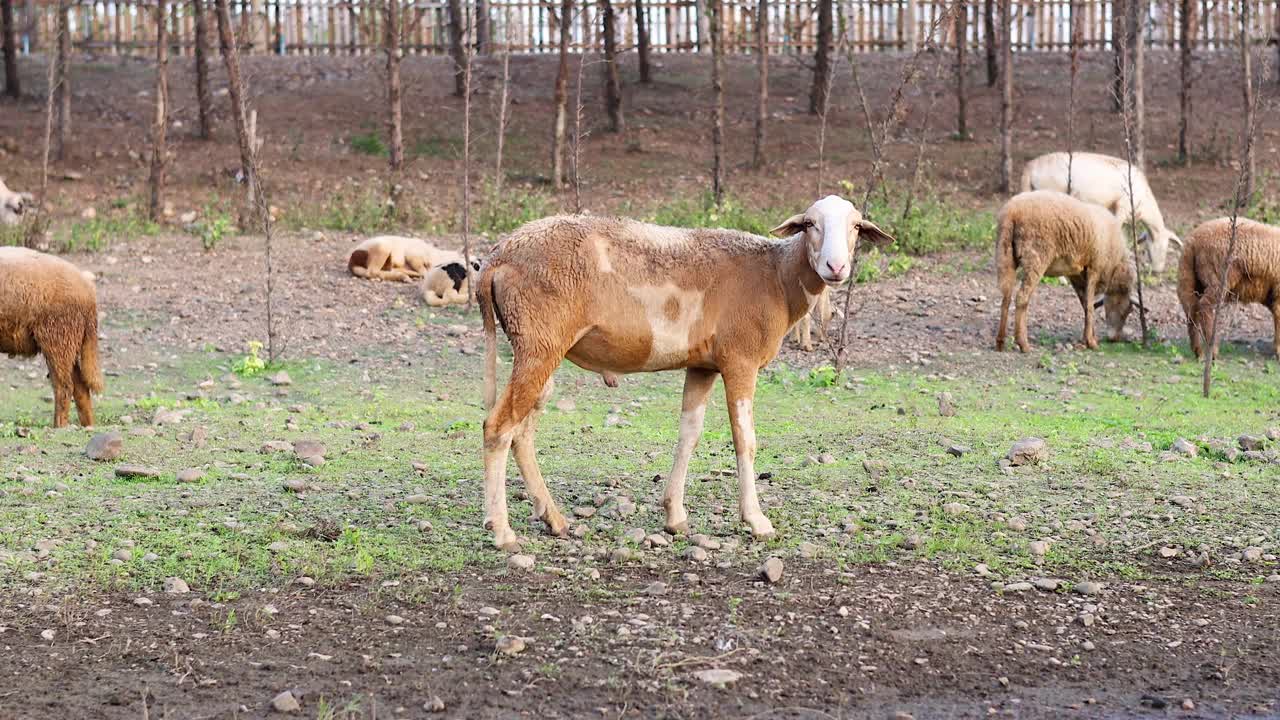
[420,255,481,307]
[995,190,1135,353]
[0,247,105,427]
[476,196,893,550]
[1177,217,1280,359]
[789,286,834,351]
[1020,152,1180,273]
[0,178,34,226]
[347,235,454,282]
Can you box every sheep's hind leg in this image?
[512,375,569,538]
[1013,267,1044,353]
[72,369,94,427]
[722,364,773,540]
[40,348,74,429]
[484,353,561,551]
[1270,300,1279,360]
[662,368,717,536]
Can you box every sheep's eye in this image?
[802,220,816,230]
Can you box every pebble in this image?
[296,576,316,587]
[1238,435,1265,451]
[611,547,638,563]
[405,494,429,504]
[942,502,969,516]
[1007,516,1028,532]
[645,534,669,547]
[114,465,160,479]
[425,696,446,713]
[1007,437,1049,466]
[261,440,294,453]
[163,577,190,594]
[283,479,307,493]
[1002,582,1033,592]
[385,614,406,625]
[946,444,970,457]
[133,597,153,606]
[797,541,819,558]
[622,528,646,544]
[937,392,957,417]
[693,668,742,688]
[270,371,293,387]
[293,440,326,463]
[1029,540,1050,556]
[1171,439,1198,457]
[267,542,288,553]
[573,506,596,518]
[690,534,720,550]
[681,546,707,562]
[271,690,301,713]
[1074,581,1104,596]
[177,468,204,483]
[1159,546,1179,558]
[816,452,836,464]
[1242,547,1263,562]
[1033,578,1060,591]
[507,554,535,571]
[759,557,784,583]
[644,581,668,596]
[112,549,133,562]
[902,534,925,550]
[85,432,124,461]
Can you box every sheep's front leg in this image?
[662,368,717,535]
[722,365,774,539]
[1271,300,1280,360]
[1080,270,1100,349]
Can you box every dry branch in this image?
[148,0,170,223]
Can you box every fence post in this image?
[905,0,917,51]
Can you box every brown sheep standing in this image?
[1177,217,1280,360]
[0,247,104,427]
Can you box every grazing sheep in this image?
[420,255,481,307]
[347,235,454,282]
[995,190,1135,353]
[0,247,104,427]
[1020,151,1180,273]
[1177,217,1280,359]
[0,178,34,226]
[789,286,833,351]
[477,196,893,550]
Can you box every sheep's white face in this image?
[0,187,29,227]
[771,195,894,286]
[1144,228,1179,274]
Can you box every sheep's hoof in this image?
[664,520,689,536]
[745,516,776,540]
[542,511,569,538]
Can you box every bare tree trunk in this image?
[385,0,403,172]
[551,0,572,187]
[752,0,767,167]
[571,54,586,212]
[215,0,258,221]
[999,0,1012,192]
[53,1,70,161]
[634,0,651,83]
[446,0,465,96]
[1067,0,1079,191]
[1240,0,1254,200]
[475,0,488,53]
[983,0,996,86]
[810,0,832,114]
[2,0,18,98]
[27,45,58,247]
[601,0,624,132]
[1111,0,1125,112]
[954,0,967,138]
[815,48,833,196]
[193,0,214,140]
[149,0,169,223]
[1178,0,1191,162]
[695,0,710,52]
[710,0,725,205]
[1118,56,1149,346]
[462,40,474,307]
[1128,0,1145,169]
[494,37,511,195]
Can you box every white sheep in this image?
[995,190,1136,353]
[0,178,34,226]
[1020,151,1179,273]
[1177,217,1280,359]
[476,196,893,550]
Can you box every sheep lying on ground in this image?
[347,235,454,282]
[789,286,833,351]
[477,196,893,550]
[1020,151,1179,273]
[0,247,104,427]
[1,178,34,226]
[995,190,1136,353]
[1178,217,1280,359]
[420,254,481,307]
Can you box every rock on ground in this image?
[759,557,784,583]
[271,690,302,713]
[1007,438,1049,466]
[85,432,124,461]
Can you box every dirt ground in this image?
[2,50,1280,719]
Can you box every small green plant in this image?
[232,341,267,377]
[476,184,553,235]
[649,194,782,236]
[855,248,883,284]
[348,131,387,157]
[61,209,160,252]
[807,365,839,387]
[410,135,460,159]
[192,208,234,251]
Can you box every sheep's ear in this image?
[1169,235,1183,249]
[770,213,808,238]
[856,220,895,248]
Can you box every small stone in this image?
[573,506,596,518]
[267,541,288,553]
[693,668,742,688]
[817,452,836,464]
[85,432,124,461]
[902,534,925,550]
[614,499,637,517]
[645,534,669,547]
[495,635,526,655]
[759,557,784,583]
[405,494,429,504]
[1169,495,1195,508]
[270,371,293,387]
[946,444,970,457]
[507,554,535,571]
[1238,435,1265,451]
[690,534,720,550]
[1074,581,1104,596]
[296,576,315,587]
[644,581,668,596]
[1007,516,1028,532]
[862,459,888,477]
[261,440,294,453]
[425,696,446,713]
[162,577,191,594]
[937,392,956,417]
[1033,578,1060,591]
[133,597,153,606]
[622,528,646,544]
[1159,546,1180,558]
[177,468,204,483]
[681,546,707,562]
[942,502,969,516]
[271,690,301,713]
[1029,540,1050,556]
[1007,438,1049,466]
[1181,699,1195,711]
[1171,439,1198,457]
[1002,582,1033,592]
[385,614,406,625]
[611,547,637,563]
[283,479,307,493]
[554,398,576,412]
[293,440,325,463]
[1242,547,1263,562]
[40,628,55,641]
[1267,427,1280,441]
[152,408,188,426]
[797,541,819,558]
[111,549,133,562]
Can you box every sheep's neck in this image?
[779,236,828,325]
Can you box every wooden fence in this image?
[10,0,1280,57]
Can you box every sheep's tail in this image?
[79,312,105,394]
[478,264,499,411]
[995,213,1017,350]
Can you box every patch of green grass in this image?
[476,184,553,236]
[60,208,161,252]
[285,191,391,234]
[648,194,783,236]
[191,206,236,251]
[861,188,996,255]
[410,135,460,159]
[348,131,388,157]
